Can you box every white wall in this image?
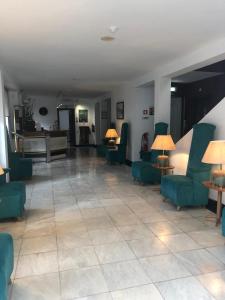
[111,83,154,161]
[25,94,59,130]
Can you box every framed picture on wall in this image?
[79,109,88,122]
[116,101,124,119]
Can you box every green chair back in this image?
[186,123,216,178]
[151,122,168,162]
[120,123,128,145]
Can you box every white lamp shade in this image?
[0,166,4,176]
[151,135,176,151]
[202,140,225,164]
[105,129,119,139]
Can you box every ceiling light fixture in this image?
[109,25,119,33]
[101,36,115,42]
[170,86,177,92]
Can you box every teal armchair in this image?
[0,169,26,220]
[106,123,128,164]
[132,122,168,184]
[7,132,32,181]
[0,233,14,300]
[161,123,216,209]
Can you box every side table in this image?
[203,181,225,226]
[151,164,174,192]
[151,164,174,176]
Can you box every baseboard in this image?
[75,144,96,147]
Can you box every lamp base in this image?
[108,139,115,147]
[157,155,169,167]
[212,169,225,187]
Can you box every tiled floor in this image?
[1,148,225,299]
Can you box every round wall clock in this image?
[39,107,48,116]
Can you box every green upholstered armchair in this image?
[106,123,128,164]
[132,122,168,184]
[0,233,14,300]
[7,132,32,181]
[0,169,26,220]
[161,123,216,210]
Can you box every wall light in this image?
[170,86,177,92]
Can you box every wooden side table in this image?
[151,164,174,192]
[151,164,174,176]
[203,181,225,226]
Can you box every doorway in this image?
[57,108,76,146]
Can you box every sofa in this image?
[0,233,14,300]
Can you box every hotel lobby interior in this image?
[1,1,225,299]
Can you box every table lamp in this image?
[202,140,225,187]
[151,134,176,167]
[105,129,119,146]
[0,166,4,176]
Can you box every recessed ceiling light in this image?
[101,36,115,42]
[109,25,119,33]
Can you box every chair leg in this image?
[176,206,181,211]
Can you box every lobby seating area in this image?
[1,149,225,300]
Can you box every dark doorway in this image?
[57,108,76,146]
[79,126,90,145]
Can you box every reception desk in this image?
[15,131,68,162]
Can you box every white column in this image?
[0,70,9,168]
[154,76,171,128]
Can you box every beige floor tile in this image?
[21,235,57,254]
[118,224,154,240]
[128,237,170,258]
[11,273,60,300]
[111,284,163,300]
[175,248,225,275]
[156,276,214,300]
[147,221,182,236]
[15,251,58,278]
[189,230,225,247]
[197,270,225,300]
[58,246,99,271]
[89,228,123,245]
[159,233,202,252]
[102,260,150,291]
[60,266,108,299]
[140,253,191,282]
[95,241,135,264]
[57,230,92,249]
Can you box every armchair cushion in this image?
[161,175,193,206]
[132,161,161,184]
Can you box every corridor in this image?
[1,149,225,300]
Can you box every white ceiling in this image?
[0,0,225,97]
